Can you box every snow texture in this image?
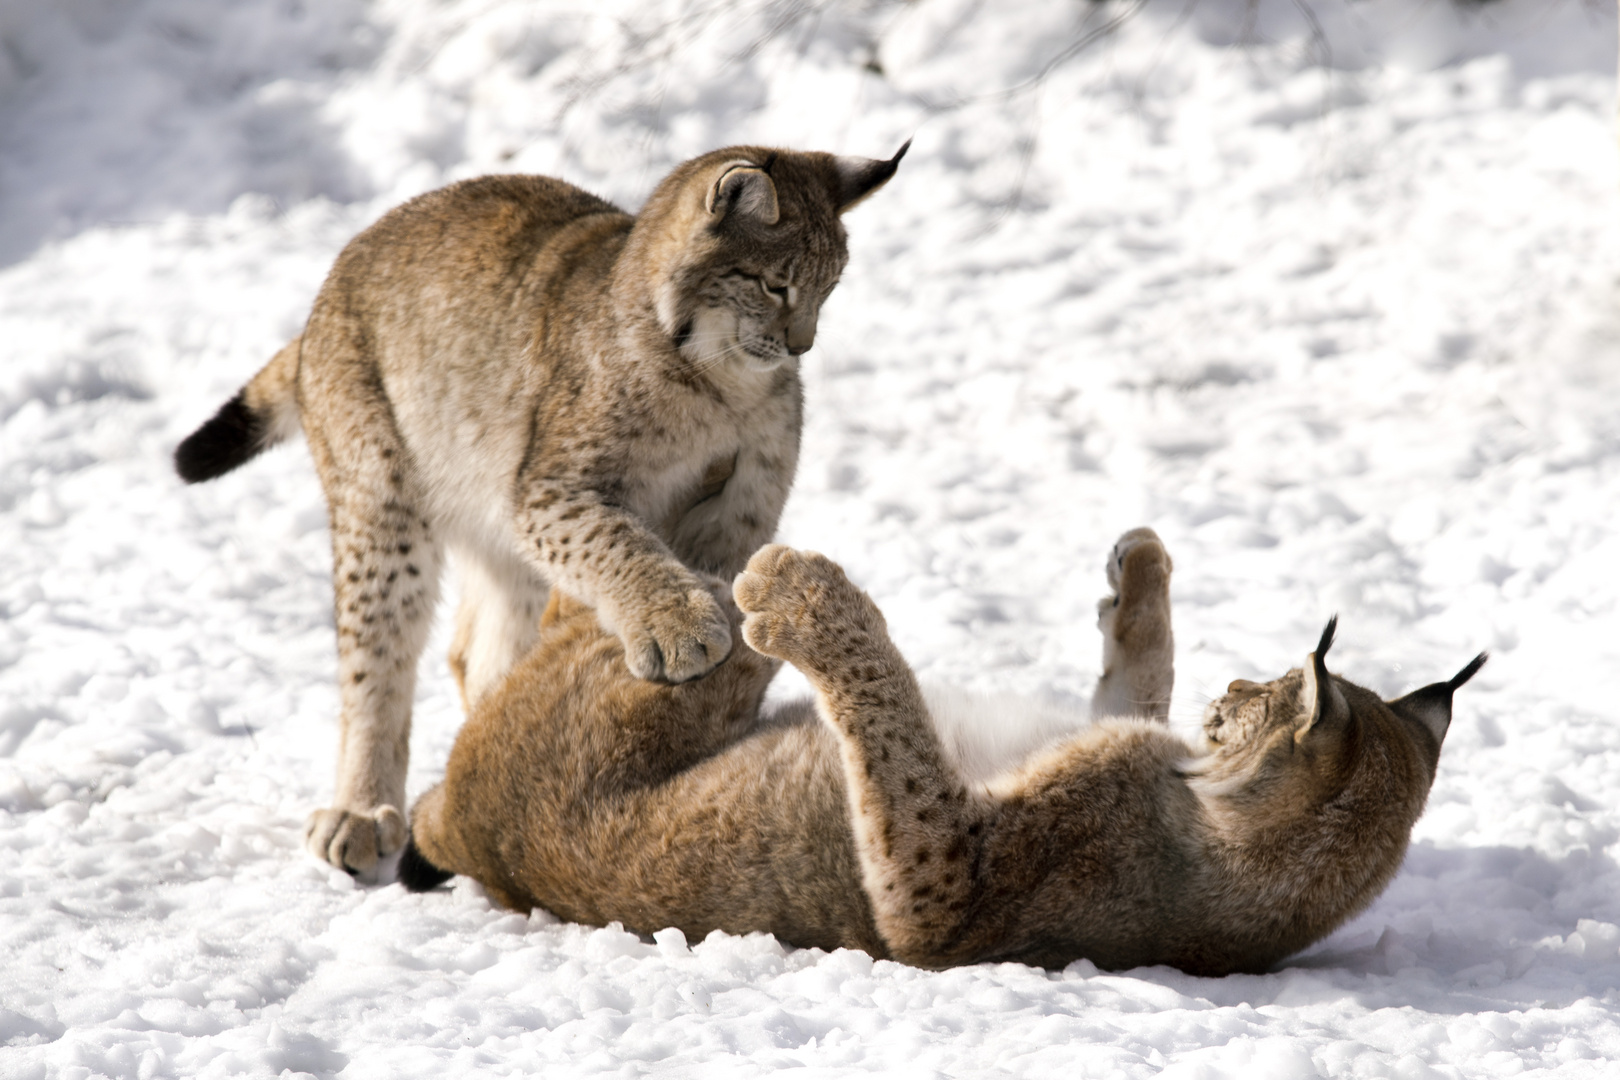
[2,0,1619,1075]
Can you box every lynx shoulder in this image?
[175,143,907,876]
[407,529,1483,976]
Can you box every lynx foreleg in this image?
[734,546,989,965]
[515,478,731,683]
[1091,527,1174,723]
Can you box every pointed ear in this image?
[1388,652,1487,747]
[1297,616,1349,740]
[834,139,910,212]
[707,159,780,225]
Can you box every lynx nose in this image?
[785,309,817,356]
[786,324,815,355]
[1227,679,1261,693]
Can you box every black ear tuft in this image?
[1314,616,1338,669]
[834,139,911,211]
[1449,651,1488,691]
[1389,652,1486,749]
[1310,615,1338,702]
[1299,615,1348,738]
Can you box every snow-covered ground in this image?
[3,0,1619,1074]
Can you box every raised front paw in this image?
[1099,527,1172,620]
[305,804,407,880]
[733,544,884,669]
[1092,527,1176,723]
[621,582,733,683]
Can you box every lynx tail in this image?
[397,835,454,892]
[174,336,302,483]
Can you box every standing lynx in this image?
[405,529,1484,975]
[174,144,907,877]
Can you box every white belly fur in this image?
[921,683,1095,790]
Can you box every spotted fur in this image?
[175,144,906,876]
[409,529,1482,975]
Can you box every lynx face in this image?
[1201,669,1308,751]
[657,149,889,373]
[683,263,837,371]
[1193,666,1339,800]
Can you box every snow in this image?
[3,0,1619,1075]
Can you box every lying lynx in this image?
[174,144,906,876]
[404,529,1484,975]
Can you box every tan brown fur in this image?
[413,584,885,953]
[175,145,906,876]
[410,529,1481,975]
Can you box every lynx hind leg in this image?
[448,554,548,716]
[298,363,446,878]
[1091,527,1174,723]
[303,483,443,878]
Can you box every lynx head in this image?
[620,142,909,371]
[1190,618,1486,827]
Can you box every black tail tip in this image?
[397,835,454,892]
[174,393,263,483]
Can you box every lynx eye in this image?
[758,280,789,305]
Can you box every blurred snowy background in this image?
[2,0,1619,1075]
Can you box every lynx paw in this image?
[1099,527,1172,622]
[733,545,883,668]
[304,805,407,879]
[1092,527,1175,722]
[621,583,733,683]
